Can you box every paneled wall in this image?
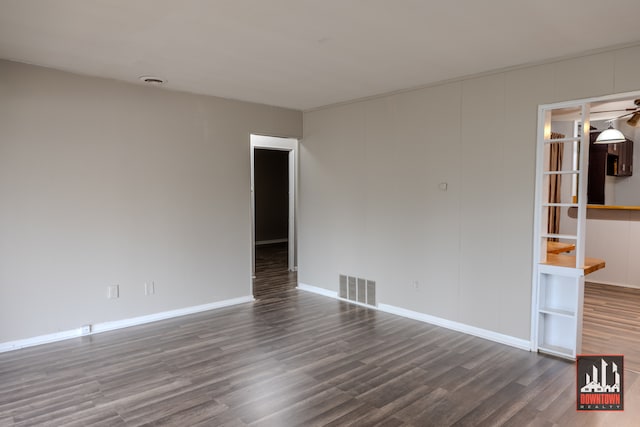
[0,60,301,343]
[300,44,640,341]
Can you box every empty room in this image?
[2,1,640,426]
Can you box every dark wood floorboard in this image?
[253,243,297,300]
[2,270,640,425]
[583,282,640,373]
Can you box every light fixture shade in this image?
[595,127,626,144]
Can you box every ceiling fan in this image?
[592,99,640,127]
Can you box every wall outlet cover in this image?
[107,285,119,299]
[145,282,155,295]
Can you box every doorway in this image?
[250,135,298,298]
[532,89,640,369]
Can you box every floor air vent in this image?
[339,274,376,306]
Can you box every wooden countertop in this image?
[541,254,606,275]
[546,241,575,254]
[587,205,640,211]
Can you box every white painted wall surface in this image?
[0,60,301,343]
[585,210,640,288]
[300,44,640,341]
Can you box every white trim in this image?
[538,264,584,277]
[250,134,299,275]
[378,304,531,352]
[537,89,640,111]
[297,282,338,298]
[90,296,254,334]
[287,149,296,271]
[0,329,83,353]
[305,42,640,114]
[297,282,531,352]
[530,106,549,353]
[0,295,253,353]
[255,238,288,246]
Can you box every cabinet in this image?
[606,138,633,177]
[588,131,634,204]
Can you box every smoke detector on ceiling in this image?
[139,76,166,85]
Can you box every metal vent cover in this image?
[348,276,357,301]
[339,274,376,307]
[366,280,376,306]
[357,278,366,303]
[339,275,347,299]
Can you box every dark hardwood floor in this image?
[253,243,296,300]
[2,269,640,425]
[583,282,640,373]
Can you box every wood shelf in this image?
[546,241,575,254]
[587,205,640,211]
[542,203,579,207]
[541,254,605,275]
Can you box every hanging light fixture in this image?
[595,122,626,144]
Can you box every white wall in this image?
[300,44,640,341]
[0,60,301,343]
[585,210,640,288]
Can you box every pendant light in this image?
[595,122,626,144]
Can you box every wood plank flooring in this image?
[253,243,297,300]
[2,264,640,425]
[583,282,640,373]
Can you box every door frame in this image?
[250,134,298,278]
[530,89,640,354]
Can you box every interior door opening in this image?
[250,134,298,298]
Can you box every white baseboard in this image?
[297,282,338,298]
[0,329,85,353]
[377,304,531,351]
[255,238,288,246]
[0,295,254,353]
[297,282,531,352]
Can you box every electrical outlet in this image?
[81,324,92,335]
[107,284,119,299]
[144,282,155,295]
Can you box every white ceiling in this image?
[2,1,640,111]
